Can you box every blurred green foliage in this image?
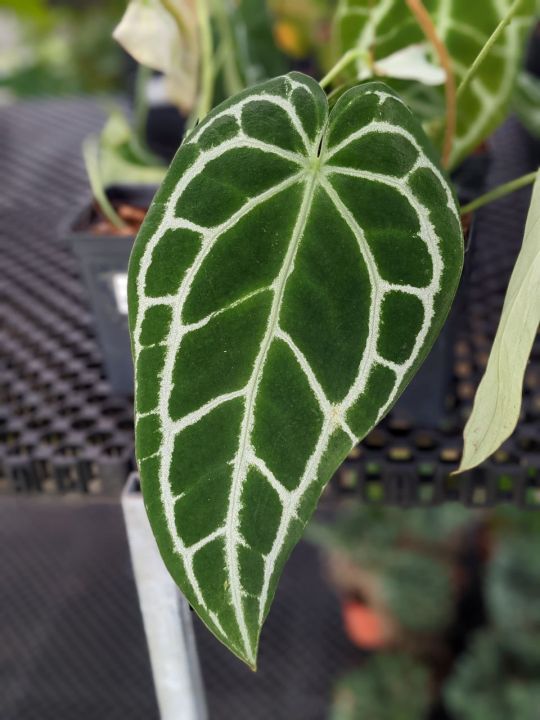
[487,533,540,632]
[323,503,540,718]
[211,0,288,107]
[0,0,127,98]
[444,630,540,720]
[330,653,431,720]
[309,504,473,635]
[309,503,473,557]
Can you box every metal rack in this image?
[1,99,539,507]
[2,96,540,720]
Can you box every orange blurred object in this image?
[342,600,388,650]
[273,20,306,58]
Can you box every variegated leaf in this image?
[128,72,463,667]
[332,0,535,167]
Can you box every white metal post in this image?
[122,474,208,720]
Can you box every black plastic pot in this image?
[146,104,186,162]
[65,185,156,395]
[136,73,186,162]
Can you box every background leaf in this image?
[332,0,536,167]
[330,654,431,720]
[212,0,288,102]
[96,110,166,186]
[128,72,463,666]
[113,0,199,113]
[456,171,540,473]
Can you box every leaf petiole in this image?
[195,0,215,121]
[212,0,244,97]
[457,0,527,102]
[82,135,126,230]
[319,47,372,89]
[405,0,456,168]
[460,170,539,215]
[186,0,215,132]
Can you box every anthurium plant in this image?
[125,0,539,666]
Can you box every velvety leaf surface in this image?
[332,0,535,167]
[128,72,463,667]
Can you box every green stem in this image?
[131,64,162,166]
[195,0,215,121]
[82,136,126,230]
[457,0,526,101]
[213,0,244,97]
[162,0,191,38]
[319,48,371,89]
[133,64,152,152]
[460,170,538,215]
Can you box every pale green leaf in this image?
[456,170,540,474]
[128,72,463,667]
[98,110,166,187]
[332,0,536,167]
[113,0,198,113]
[83,110,166,228]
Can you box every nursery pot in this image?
[65,185,157,395]
[146,103,186,162]
[122,473,207,720]
[135,73,186,162]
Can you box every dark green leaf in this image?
[128,72,463,666]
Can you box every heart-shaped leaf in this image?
[128,72,463,667]
[332,0,535,167]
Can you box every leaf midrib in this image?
[224,162,321,662]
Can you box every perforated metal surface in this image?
[0,99,539,506]
[0,495,160,720]
[0,99,134,497]
[0,99,155,720]
[0,99,352,719]
[0,96,539,720]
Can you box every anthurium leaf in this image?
[128,72,463,667]
[332,0,535,167]
[456,171,540,474]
